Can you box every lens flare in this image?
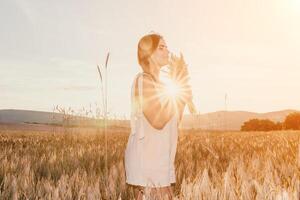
[163,79,181,99]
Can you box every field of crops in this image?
[0,126,299,199]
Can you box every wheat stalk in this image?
[96,52,110,189]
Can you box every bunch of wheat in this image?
[167,52,197,114]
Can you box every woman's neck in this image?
[150,63,160,82]
[144,65,160,82]
[151,68,159,82]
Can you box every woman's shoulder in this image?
[132,72,157,97]
[133,72,155,86]
[132,72,146,81]
[131,72,151,92]
[135,72,153,79]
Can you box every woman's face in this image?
[149,39,170,68]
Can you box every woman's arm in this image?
[139,74,175,130]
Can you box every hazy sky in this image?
[1,0,300,118]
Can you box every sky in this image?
[1,0,300,118]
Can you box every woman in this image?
[124,33,192,200]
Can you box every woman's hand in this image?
[169,53,190,85]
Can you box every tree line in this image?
[241,112,300,131]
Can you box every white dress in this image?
[124,72,179,188]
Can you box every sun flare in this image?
[164,80,181,99]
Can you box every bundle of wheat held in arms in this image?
[168,52,197,114]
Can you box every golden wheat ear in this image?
[179,52,186,66]
[179,52,183,59]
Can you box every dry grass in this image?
[0,127,299,199]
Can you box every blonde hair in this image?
[137,33,163,73]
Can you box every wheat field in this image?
[0,126,299,200]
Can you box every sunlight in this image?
[288,0,300,14]
[164,79,181,99]
[291,0,300,6]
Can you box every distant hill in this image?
[0,109,128,128]
[0,109,63,124]
[0,109,299,130]
[181,109,299,130]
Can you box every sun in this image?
[157,71,189,114]
[164,80,181,99]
